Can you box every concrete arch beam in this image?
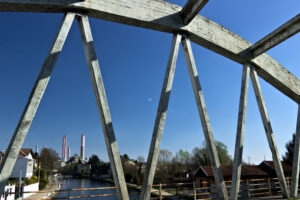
[0,0,298,102]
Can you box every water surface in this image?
[55,178,139,200]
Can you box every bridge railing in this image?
[149,177,296,200]
[3,177,297,200]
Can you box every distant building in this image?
[258,160,292,177]
[193,165,268,184]
[59,159,66,168]
[67,154,82,165]
[192,161,292,199]
[10,149,34,178]
[77,163,91,175]
[65,154,91,176]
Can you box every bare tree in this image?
[137,156,145,163]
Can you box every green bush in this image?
[39,177,48,190]
[24,176,38,185]
[38,170,49,190]
[32,176,38,182]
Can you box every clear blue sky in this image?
[0,1,299,164]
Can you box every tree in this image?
[136,156,145,184]
[137,156,145,163]
[215,141,233,165]
[88,154,101,165]
[88,154,107,176]
[39,148,59,171]
[191,146,210,166]
[158,149,172,164]
[191,141,232,168]
[155,149,173,183]
[173,149,191,174]
[283,133,296,166]
[175,149,190,164]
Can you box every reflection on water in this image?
[55,178,139,200]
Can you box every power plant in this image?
[81,134,85,160]
[62,135,67,162]
[61,134,85,162]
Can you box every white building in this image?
[10,149,34,178]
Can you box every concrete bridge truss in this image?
[0,1,299,200]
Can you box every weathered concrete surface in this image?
[182,37,228,200]
[140,34,181,200]
[77,15,129,200]
[250,14,300,58]
[0,13,75,197]
[230,64,250,200]
[180,0,209,25]
[250,66,289,198]
[0,0,299,102]
[290,105,300,198]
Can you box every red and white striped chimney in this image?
[81,134,85,160]
[62,135,67,162]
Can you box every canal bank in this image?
[22,180,60,200]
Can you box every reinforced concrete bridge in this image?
[0,1,299,200]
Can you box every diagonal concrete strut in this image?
[140,34,181,200]
[76,15,129,200]
[250,66,289,198]
[230,64,250,200]
[0,13,75,197]
[182,37,228,200]
[290,105,300,198]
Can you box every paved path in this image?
[22,181,59,200]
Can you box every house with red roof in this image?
[192,161,292,199]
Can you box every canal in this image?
[54,178,140,200]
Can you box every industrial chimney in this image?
[81,134,85,160]
[62,135,67,162]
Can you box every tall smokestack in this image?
[62,135,67,162]
[35,145,39,154]
[67,147,71,161]
[81,134,85,160]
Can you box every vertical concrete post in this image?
[230,64,250,200]
[67,188,71,200]
[140,34,181,200]
[249,66,289,198]
[290,105,300,198]
[181,37,228,200]
[246,179,250,198]
[0,13,75,197]
[193,181,197,200]
[176,184,179,200]
[267,178,272,195]
[76,15,129,200]
[159,183,162,200]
